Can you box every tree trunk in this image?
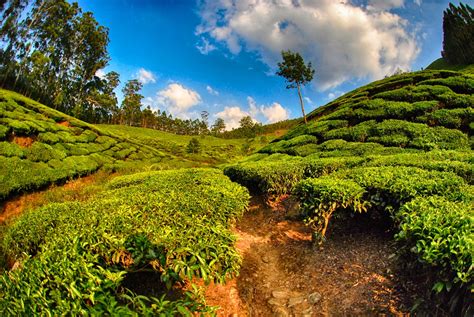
[297,83,307,124]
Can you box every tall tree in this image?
[0,0,110,115]
[121,79,143,126]
[276,50,315,124]
[442,2,474,65]
[211,117,226,134]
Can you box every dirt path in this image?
[204,197,415,316]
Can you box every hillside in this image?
[224,68,473,314]
[0,89,266,201]
[260,69,472,157]
[427,58,474,74]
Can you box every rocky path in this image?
[204,196,415,316]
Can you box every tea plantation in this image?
[1,169,249,315]
[224,69,473,314]
[0,89,259,201]
[0,68,473,314]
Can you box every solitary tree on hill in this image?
[442,2,474,65]
[276,50,315,124]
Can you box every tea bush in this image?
[1,169,250,315]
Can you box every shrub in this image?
[26,142,67,162]
[0,142,25,158]
[294,177,367,244]
[0,125,9,140]
[1,169,249,315]
[37,132,60,144]
[186,138,201,154]
[395,196,473,315]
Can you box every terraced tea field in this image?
[1,67,472,315]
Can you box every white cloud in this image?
[248,96,289,123]
[414,0,422,5]
[206,85,219,95]
[95,69,106,79]
[136,68,156,84]
[247,96,260,118]
[215,96,290,130]
[368,0,404,11]
[156,83,201,118]
[197,0,419,90]
[327,90,345,100]
[196,37,217,55]
[215,106,250,130]
[304,97,313,105]
[260,102,289,123]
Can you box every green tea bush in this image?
[439,93,474,109]
[76,130,98,143]
[37,131,60,144]
[224,159,305,197]
[1,169,249,315]
[419,76,474,94]
[26,142,67,162]
[294,177,367,244]
[0,142,25,158]
[0,125,9,140]
[0,118,32,134]
[395,196,473,314]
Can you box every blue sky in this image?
[76,0,458,129]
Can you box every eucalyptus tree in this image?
[121,79,143,126]
[1,0,110,115]
[276,50,315,124]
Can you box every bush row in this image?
[293,167,473,314]
[1,169,250,315]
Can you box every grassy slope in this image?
[98,124,271,165]
[260,69,473,156]
[0,89,268,201]
[427,57,474,74]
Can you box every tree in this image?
[0,0,110,115]
[211,117,226,134]
[442,2,474,65]
[276,50,315,124]
[239,115,258,138]
[121,79,143,126]
[186,137,201,154]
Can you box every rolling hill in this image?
[0,89,267,201]
[224,68,473,314]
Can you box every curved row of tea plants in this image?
[0,89,170,201]
[261,70,473,155]
[224,150,473,199]
[0,168,250,315]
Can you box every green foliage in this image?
[442,2,474,65]
[186,137,201,154]
[427,58,474,74]
[0,125,9,140]
[1,169,249,315]
[0,142,25,158]
[396,196,473,314]
[294,178,367,244]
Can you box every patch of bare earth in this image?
[204,196,415,316]
[10,135,35,147]
[57,120,71,127]
[0,174,98,224]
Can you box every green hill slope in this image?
[0,89,263,201]
[224,69,473,313]
[427,58,474,74]
[261,69,472,157]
